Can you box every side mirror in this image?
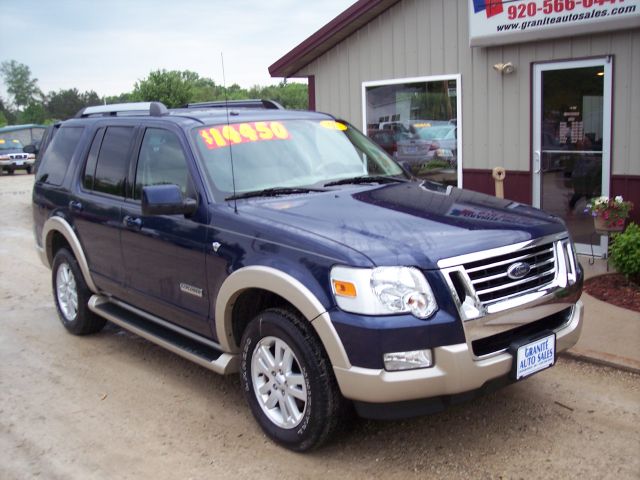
[23,144,38,154]
[141,184,197,216]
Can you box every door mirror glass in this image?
[141,184,197,216]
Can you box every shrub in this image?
[609,223,640,283]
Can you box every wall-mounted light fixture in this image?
[493,62,516,75]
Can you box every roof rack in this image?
[75,102,168,118]
[184,99,285,110]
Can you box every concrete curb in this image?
[560,349,640,375]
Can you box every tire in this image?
[26,166,32,174]
[52,248,106,335]
[240,308,347,451]
[8,169,14,175]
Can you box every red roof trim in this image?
[269,0,402,78]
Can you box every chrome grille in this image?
[464,242,556,306]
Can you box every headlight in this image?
[330,266,438,319]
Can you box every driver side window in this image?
[134,128,193,200]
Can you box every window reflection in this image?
[365,78,459,186]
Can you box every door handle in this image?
[123,215,142,230]
[69,200,83,212]
[533,151,541,174]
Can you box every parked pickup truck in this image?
[33,101,583,451]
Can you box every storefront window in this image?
[363,76,461,187]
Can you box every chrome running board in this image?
[88,295,239,375]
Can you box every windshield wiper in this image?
[225,187,324,201]
[324,175,407,187]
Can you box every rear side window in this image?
[37,126,84,185]
[87,126,135,197]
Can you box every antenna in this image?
[221,52,238,213]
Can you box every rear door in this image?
[73,125,137,297]
[119,126,211,337]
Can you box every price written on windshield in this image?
[198,122,290,150]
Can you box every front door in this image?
[532,58,612,256]
[120,127,211,337]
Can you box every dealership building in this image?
[270,0,640,256]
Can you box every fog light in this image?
[383,349,433,371]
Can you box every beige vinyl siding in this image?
[297,0,640,176]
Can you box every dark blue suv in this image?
[33,101,583,451]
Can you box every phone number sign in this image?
[469,0,640,47]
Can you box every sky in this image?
[0,0,357,99]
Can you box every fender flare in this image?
[215,266,351,369]
[42,216,99,293]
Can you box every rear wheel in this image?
[52,248,105,335]
[240,308,347,451]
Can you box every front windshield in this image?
[418,126,456,140]
[0,139,24,151]
[192,119,406,200]
[417,126,455,141]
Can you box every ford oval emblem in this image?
[507,262,531,280]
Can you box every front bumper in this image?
[333,299,583,405]
[0,158,34,170]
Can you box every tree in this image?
[247,82,308,110]
[19,101,47,124]
[131,69,200,108]
[0,60,42,110]
[104,92,133,105]
[46,88,84,120]
[81,90,101,107]
[46,88,103,120]
[0,97,16,125]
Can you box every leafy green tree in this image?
[46,88,103,120]
[191,77,217,103]
[131,69,200,108]
[0,97,16,125]
[104,92,133,104]
[0,110,7,127]
[247,82,308,110]
[0,60,42,110]
[19,101,47,124]
[81,90,101,106]
[46,88,84,119]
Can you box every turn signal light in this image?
[332,280,357,298]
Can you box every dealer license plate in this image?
[403,146,417,154]
[514,333,555,380]
[15,161,24,166]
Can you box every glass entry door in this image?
[532,58,612,256]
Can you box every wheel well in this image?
[231,289,298,347]
[49,231,72,265]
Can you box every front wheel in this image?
[240,308,347,451]
[52,248,105,335]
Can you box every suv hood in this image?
[239,181,567,269]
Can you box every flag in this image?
[472,0,505,18]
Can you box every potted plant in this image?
[585,195,634,232]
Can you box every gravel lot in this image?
[1,173,639,479]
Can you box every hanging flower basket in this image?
[593,215,624,233]
[585,196,634,233]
